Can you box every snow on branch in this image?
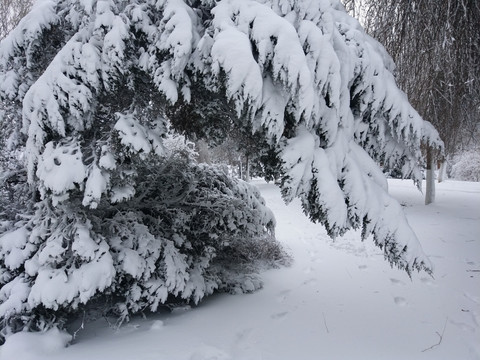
[0,0,444,286]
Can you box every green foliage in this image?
[0,155,286,340]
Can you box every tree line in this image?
[343,0,480,160]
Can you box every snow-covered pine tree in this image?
[0,136,282,339]
[0,0,442,339]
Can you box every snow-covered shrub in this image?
[0,155,285,341]
[451,150,480,181]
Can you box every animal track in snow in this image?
[358,264,368,270]
[420,277,436,287]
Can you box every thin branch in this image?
[72,310,86,340]
[421,318,448,352]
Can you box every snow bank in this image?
[1,328,71,360]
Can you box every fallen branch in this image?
[421,318,448,352]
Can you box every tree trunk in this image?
[238,156,243,180]
[437,160,447,183]
[245,155,250,182]
[425,146,436,205]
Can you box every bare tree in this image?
[0,0,33,40]
[344,0,480,201]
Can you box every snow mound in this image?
[1,328,71,360]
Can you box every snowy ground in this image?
[1,179,479,360]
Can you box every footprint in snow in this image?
[235,328,254,343]
[308,250,322,263]
[358,264,368,270]
[276,290,291,303]
[302,278,318,286]
[394,296,408,307]
[271,311,289,320]
[303,266,314,274]
[390,278,405,286]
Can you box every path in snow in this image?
[1,179,479,360]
